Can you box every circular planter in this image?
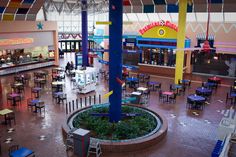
[62,105,168,153]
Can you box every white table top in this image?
[52,81,65,85]
[137,87,148,91]
[131,92,142,96]
[0,109,13,115]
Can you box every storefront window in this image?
[142,48,179,67]
[192,52,236,77]
[0,46,55,69]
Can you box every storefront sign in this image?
[139,20,178,35]
[0,38,34,46]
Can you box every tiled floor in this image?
[0,53,234,157]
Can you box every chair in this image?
[144,75,150,82]
[6,93,13,105]
[8,145,19,156]
[14,96,22,106]
[196,101,205,110]
[66,130,75,151]
[159,90,165,102]
[226,92,234,104]
[87,139,102,157]
[5,112,16,127]
[169,93,177,103]
[188,80,191,87]
[58,94,67,104]
[35,101,45,114]
[186,98,194,109]
[27,98,34,111]
[155,83,162,91]
[144,89,151,98]
[169,84,175,92]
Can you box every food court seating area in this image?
[0,54,235,157]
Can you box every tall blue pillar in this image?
[109,0,122,123]
[81,0,89,66]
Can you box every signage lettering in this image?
[0,38,34,46]
[139,20,178,35]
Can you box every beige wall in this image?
[0,21,57,33]
[0,21,59,65]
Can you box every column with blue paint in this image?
[81,0,89,66]
[109,0,122,122]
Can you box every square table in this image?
[196,87,212,96]
[208,77,221,84]
[171,84,182,94]
[187,95,206,110]
[0,109,13,124]
[52,81,65,92]
[31,99,43,112]
[53,92,64,103]
[131,92,142,104]
[126,77,138,88]
[147,81,160,91]
[32,87,42,98]
[9,93,20,106]
[162,91,174,102]
[137,87,148,94]
[10,147,34,157]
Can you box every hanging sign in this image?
[139,20,178,35]
[0,38,34,46]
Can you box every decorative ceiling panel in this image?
[0,0,44,21]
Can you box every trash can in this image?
[73,128,90,157]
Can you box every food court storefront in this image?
[136,21,191,76]
[0,21,58,76]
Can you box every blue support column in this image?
[81,0,89,66]
[109,0,122,123]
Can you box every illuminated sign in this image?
[139,20,178,35]
[0,38,34,46]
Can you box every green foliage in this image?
[72,106,157,140]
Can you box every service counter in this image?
[0,60,55,75]
[138,63,187,77]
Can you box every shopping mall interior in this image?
[0,0,236,157]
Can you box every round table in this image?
[187,95,206,110]
[196,87,212,96]
[208,77,221,84]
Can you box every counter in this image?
[138,63,187,77]
[0,60,55,75]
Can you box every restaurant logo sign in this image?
[0,38,34,46]
[139,20,178,35]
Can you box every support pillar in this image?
[109,0,122,122]
[81,0,89,66]
[175,0,187,84]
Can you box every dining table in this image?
[147,81,160,91]
[10,147,34,157]
[162,91,174,102]
[137,87,148,94]
[208,76,221,84]
[0,109,13,124]
[196,87,212,96]
[230,92,236,104]
[171,84,183,94]
[9,93,20,106]
[52,81,65,92]
[53,92,64,103]
[32,87,42,98]
[187,95,206,110]
[31,99,43,112]
[126,77,139,88]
